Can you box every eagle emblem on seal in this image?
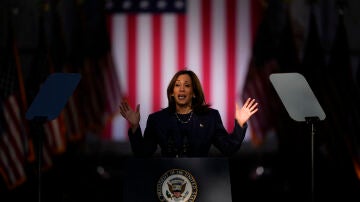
[167,177,187,199]
[157,169,198,202]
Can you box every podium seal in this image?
[157,168,198,202]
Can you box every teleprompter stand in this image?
[26,73,81,202]
[269,72,325,202]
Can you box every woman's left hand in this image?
[235,98,259,127]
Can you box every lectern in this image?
[122,157,232,202]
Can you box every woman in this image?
[119,70,258,157]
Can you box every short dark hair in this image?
[167,69,210,113]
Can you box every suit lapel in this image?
[191,114,200,139]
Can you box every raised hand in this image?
[119,100,140,132]
[235,98,258,127]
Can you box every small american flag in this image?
[0,56,28,189]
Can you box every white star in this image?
[174,0,184,10]
[157,0,167,10]
[139,0,150,9]
[122,0,132,10]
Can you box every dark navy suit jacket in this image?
[128,107,247,157]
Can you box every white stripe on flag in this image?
[186,0,201,75]
[137,14,153,130]
[112,15,128,140]
[161,14,177,109]
[210,0,227,127]
[110,0,253,141]
[236,0,251,94]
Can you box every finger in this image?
[119,101,127,110]
[250,106,259,114]
[249,102,258,111]
[119,110,127,118]
[244,98,251,108]
[248,98,256,108]
[119,104,126,112]
[124,101,131,111]
[122,100,128,108]
[250,108,259,115]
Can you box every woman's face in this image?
[172,74,194,108]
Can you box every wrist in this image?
[130,124,139,133]
[235,119,245,128]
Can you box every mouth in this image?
[177,95,187,100]
[177,94,188,101]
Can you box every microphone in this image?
[181,132,189,157]
[167,133,177,157]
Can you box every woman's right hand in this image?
[119,100,140,132]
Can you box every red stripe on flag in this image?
[152,14,162,112]
[127,15,137,109]
[201,0,212,101]
[177,14,186,70]
[225,0,237,131]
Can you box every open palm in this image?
[235,98,258,127]
[119,100,140,130]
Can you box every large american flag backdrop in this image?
[106,0,262,140]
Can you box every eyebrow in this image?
[175,80,192,84]
[176,80,191,83]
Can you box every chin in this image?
[176,102,189,106]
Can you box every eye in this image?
[185,84,191,88]
[175,83,181,87]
